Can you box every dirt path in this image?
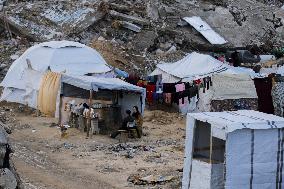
[8,110,186,189]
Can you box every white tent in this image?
[149,52,229,83]
[0,40,112,108]
[183,110,284,189]
[61,74,146,117]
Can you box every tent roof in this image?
[188,110,284,134]
[152,52,228,81]
[61,74,145,93]
[39,41,86,48]
[1,40,111,89]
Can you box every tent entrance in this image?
[193,121,225,164]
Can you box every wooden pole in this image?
[209,129,213,164]
[86,90,93,138]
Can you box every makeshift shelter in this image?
[0,40,112,110]
[149,52,259,113]
[183,110,284,189]
[149,52,229,83]
[60,75,146,133]
[207,73,258,112]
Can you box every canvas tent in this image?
[183,110,284,189]
[149,52,229,83]
[0,40,112,109]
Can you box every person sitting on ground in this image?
[110,110,134,138]
[132,106,143,138]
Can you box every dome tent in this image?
[0,40,112,109]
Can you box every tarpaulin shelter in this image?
[149,52,261,83]
[149,52,229,83]
[183,110,284,189]
[60,74,146,115]
[0,40,112,110]
[60,75,146,133]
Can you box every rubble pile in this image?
[0,0,283,78]
[0,125,23,189]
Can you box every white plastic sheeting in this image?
[0,41,112,109]
[226,129,279,189]
[61,74,146,114]
[223,65,264,79]
[183,16,227,45]
[212,74,258,100]
[1,40,111,89]
[61,75,145,93]
[183,111,284,189]
[150,52,228,82]
[188,110,284,134]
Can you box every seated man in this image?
[110,110,134,138]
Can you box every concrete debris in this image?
[128,174,175,185]
[109,10,149,26]
[229,6,247,26]
[0,168,17,189]
[120,21,141,32]
[0,0,283,81]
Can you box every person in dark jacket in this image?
[111,110,134,138]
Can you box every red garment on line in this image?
[146,84,156,104]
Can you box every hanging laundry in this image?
[146,84,156,104]
[175,83,189,114]
[164,93,172,104]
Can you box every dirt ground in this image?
[7,108,186,189]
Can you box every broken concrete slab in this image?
[109,10,150,26]
[120,21,141,32]
[183,16,227,45]
[0,168,17,189]
[0,1,106,41]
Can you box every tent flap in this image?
[38,72,61,116]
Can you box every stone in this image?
[0,168,17,189]
[166,45,177,53]
[109,10,150,26]
[159,42,172,51]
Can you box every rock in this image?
[0,168,17,189]
[0,64,7,69]
[167,45,177,53]
[9,55,18,60]
[146,2,159,21]
[132,31,157,52]
[98,36,106,41]
[156,48,165,55]
[159,42,172,51]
